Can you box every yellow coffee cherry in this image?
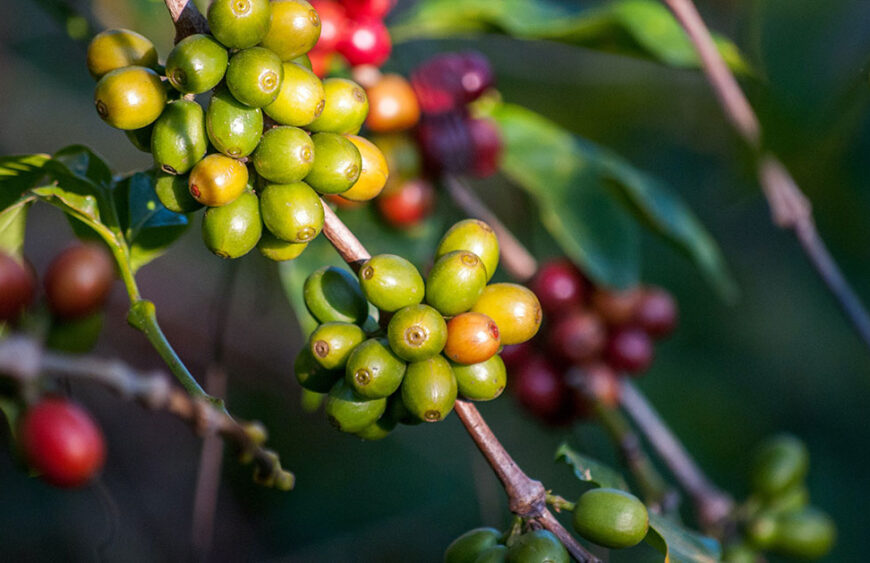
[86,28,158,79]
[340,135,389,201]
[93,66,166,130]
[188,154,249,207]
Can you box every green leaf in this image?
[44,145,119,231]
[0,195,35,256]
[0,154,50,207]
[646,512,721,563]
[391,0,750,73]
[31,186,102,227]
[490,102,641,288]
[555,443,630,491]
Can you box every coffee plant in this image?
[0,0,865,560]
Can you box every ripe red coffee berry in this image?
[44,243,115,319]
[549,310,606,365]
[341,0,395,19]
[566,362,621,418]
[456,51,495,103]
[512,353,568,421]
[337,17,391,67]
[635,286,678,338]
[19,398,106,488]
[532,259,586,315]
[606,327,654,374]
[417,113,473,175]
[591,287,643,326]
[444,312,500,365]
[311,0,347,52]
[467,117,501,178]
[500,341,534,370]
[0,252,35,322]
[376,178,435,228]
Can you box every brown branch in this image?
[163,0,208,42]
[0,335,294,491]
[661,0,870,351]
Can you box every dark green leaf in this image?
[391,0,750,73]
[52,145,113,188]
[555,443,630,491]
[646,512,721,563]
[31,186,102,227]
[0,154,50,208]
[0,195,35,256]
[44,145,119,231]
[490,102,641,288]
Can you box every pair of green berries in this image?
[444,528,569,563]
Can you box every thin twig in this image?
[661,0,870,351]
[163,0,208,42]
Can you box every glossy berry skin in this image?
[750,434,809,498]
[436,219,499,282]
[208,0,272,49]
[606,327,653,374]
[387,304,448,362]
[411,53,466,115]
[635,286,677,338]
[376,178,434,229]
[94,66,166,130]
[264,62,326,127]
[151,99,207,175]
[201,189,262,259]
[259,182,324,243]
[206,87,264,158]
[311,0,346,52]
[358,254,424,312]
[295,347,342,392]
[499,341,533,370]
[253,126,315,183]
[548,310,606,365]
[507,530,569,563]
[354,413,397,441]
[303,265,368,324]
[188,154,249,207]
[45,243,114,319]
[531,260,586,316]
[456,51,495,104]
[512,354,567,421]
[304,132,362,194]
[365,74,420,133]
[337,17,391,67]
[341,0,395,19]
[0,253,35,322]
[226,47,285,108]
[591,287,643,326]
[400,355,457,422]
[471,283,542,346]
[341,135,390,201]
[426,250,488,316]
[451,354,506,402]
[258,233,308,262]
[769,508,835,559]
[19,398,106,488]
[475,545,508,563]
[444,527,501,563]
[308,78,369,134]
[572,488,649,549]
[345,337,406,398]
[86,28,158,79]
[325,378,387,433]
[125,124,154,153]
[165,34,228,94]
[417,113,473,175]
[467,117,501,178]
[260,0,322,61]
[310,322,366,370]
[444,312,500,365]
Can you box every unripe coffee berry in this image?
[44,243,114,319]
[86,28,158,79]
[769,507,835,559]
[506,530,569,563]
[253,126,315,184]
[308,78,369,134]
[151,99,208,175]
[295,346,342,392]
[166,34,228,94]
[258,233,308,262]
[443,312,500,365]
[259,182,324,243]
[471,283,542,346]
[201,189,262,259]
[750,434,809,498]
[436,219,499,282]
[188,154,249,207]
[324,378,386,433]
[206,87,264,158]
[260,0,322,61]
[425,250,488,316]
[303,265,368,324]
[358,254,424,312]
[226,47,285,108]
[451,354,506,402]
[387,304,447,362]
[208,0,272,49]
[341,135,390,202]
[94,66,166,130]
[310,321,366,370]
[572,488,649,549]
[345,338,406,398]
[400,355,457,422]
[264,62,326,127]
[305,132,362,194]
[444,527,501,563]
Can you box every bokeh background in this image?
[1,0,869,561]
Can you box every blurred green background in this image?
[1,0,869,561]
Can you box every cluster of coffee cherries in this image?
[444,527,568,563]
[294,219,542,439]
[307,0,394,76]
[724,434,835,562]
[500,259,678,424]
[87,0,390,261]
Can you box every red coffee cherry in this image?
[337,17,392,67]
[512,353,569,421]
[411,53,466,115]
[417,113,473,175]
[44,243,115,319]
[340,0,395,19]
[531,259,587,315]
[499,341,534,370]
[548,310,606,365]
[0,252,35,322]
[456,51,495,104]
[635,286,678,338]
[566,362,621,419]
[591,287,643,326]
[376,178,435,228]
[467,116,501,178]
[311,0,347,52]
[19,398,106,488]
[606,327,654,374]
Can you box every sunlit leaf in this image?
[0,154,50,208]
[0,195,36,256]
[44,145,119,231]
[555,443,630,491]
[646,512,722,563]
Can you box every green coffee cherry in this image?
[445,527,501,563]
[125,124,154,153]
[86,28,159,79]
[769,507,835,559]
[206,87,264,158]
[474,545,508,563]
[400,356,456,422]
[451,355,506,402]
[260,0,321,61]
[303,266,368,325]
[387,305,447,362]
[259,182,324,243]
[226,47,284,108]
[165,34,228,94]
[436,219,500,281]
[207,0,272,49]
[294,347,342,393]
[308,78,369,134]
[572,488,649,549]
[309,322,366,370]
[154,171,202,214]
[765,483,810,515]
[94,66,166,130]
[354,414,396,441]
[358,254,424,312]
[46,312,103,354]
[151,99,207,175]
[304,133,362,194]
[253,126,314,183]
[188,153,249,207]
[258,232,307,261]
[201,189,262,259]
[345,338,406,399]
[325,378,387,433]
[506,530,568,563]
[293,54,312,70]
[264,62,325,126]
[722,543,758,563]
[386,393,422,426]
[746,512,778,550]
[426,250,488,316]
[751,434,809,498]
